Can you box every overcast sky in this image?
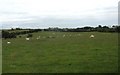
[0,0,119,29]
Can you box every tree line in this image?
[2,29,41,39]
[2,25,120,39]
[46,25,120,32]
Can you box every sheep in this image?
[26,38,30,40]
[63,35,65,37]
[7,41,11,44]
[90,35,94,38]
[36,36,41,39]
[36,37,39,40]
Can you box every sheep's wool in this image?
[90,35,94,38]
[26,38,30,40]
[7,42,11,44]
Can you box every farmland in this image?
[2,31,118,73]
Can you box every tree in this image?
[98,25,102,28]
[2,30,16,39]
[11,28,14,31]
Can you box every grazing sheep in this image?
[36,36,41,39]
[36,37,39,40]
[7,41,11,44]
[90,35,94,38]
[26,38,30,40]
[63,35,65,37]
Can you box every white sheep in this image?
[36,36,41,39]
[26,38,30,40]
[36,37,39,39]
[63,35,65,37]
[90,35,94,38]
[7,41,11,44]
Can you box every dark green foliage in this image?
[43,25,119,32]
[2,31,16,39]
[2,29,42,39]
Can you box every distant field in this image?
[2,32,118,73]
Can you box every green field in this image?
[2,32,118,73]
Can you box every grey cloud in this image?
[1,6,118,29]
[1,16,117,29]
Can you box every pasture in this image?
[2,32,118,73]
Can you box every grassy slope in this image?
[2,32,118,73]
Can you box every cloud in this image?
[0,0,119,29]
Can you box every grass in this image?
[2,32,118,73]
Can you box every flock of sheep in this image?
[7,33,95,44]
